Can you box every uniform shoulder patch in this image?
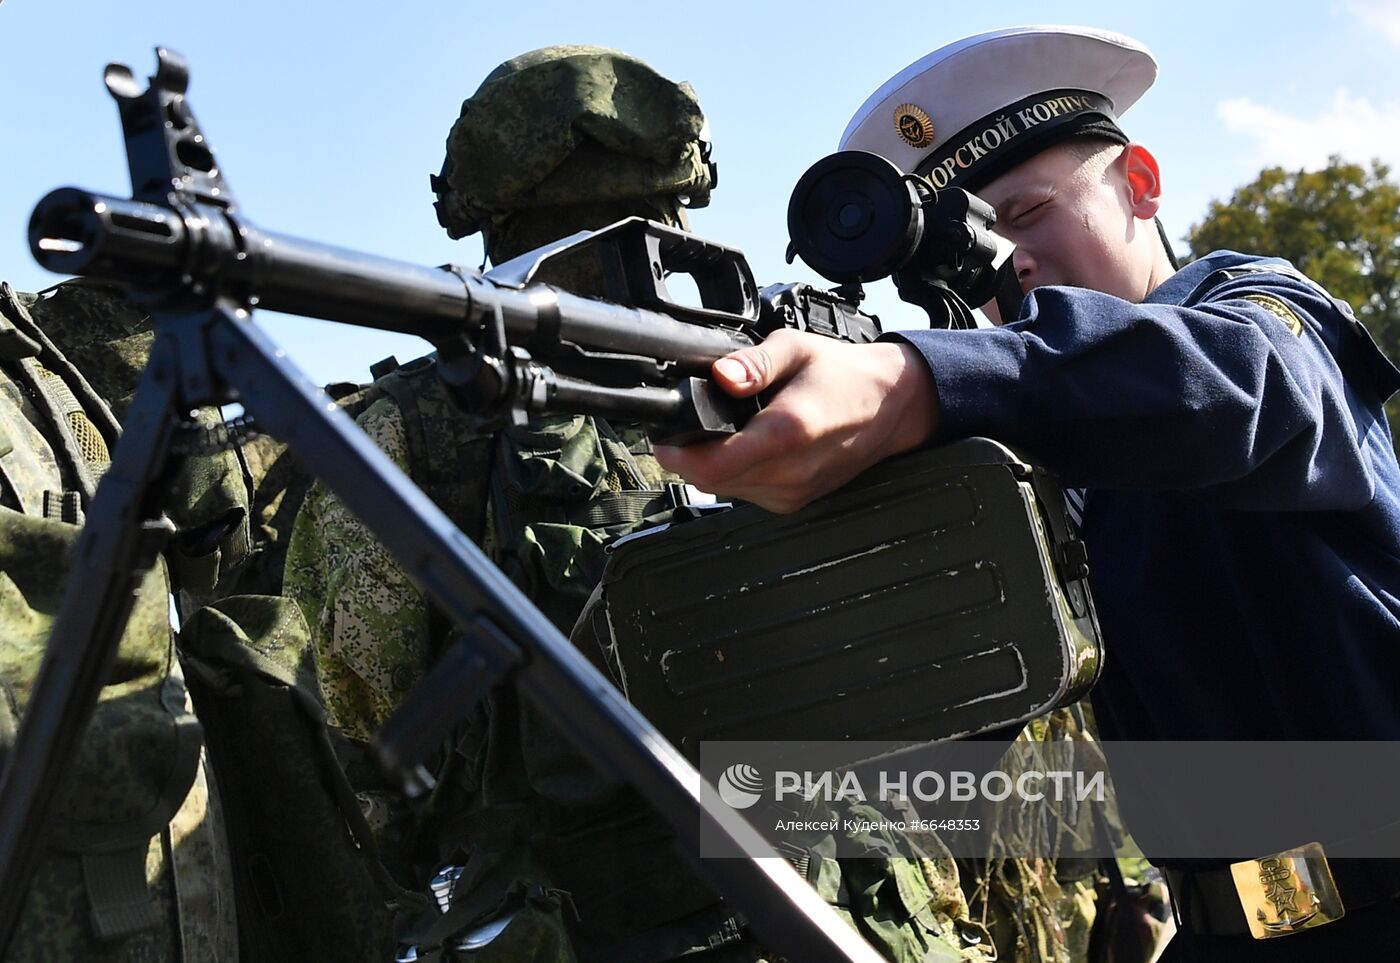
[1241,293,1304,336]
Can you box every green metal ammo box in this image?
[589,438,1102,762]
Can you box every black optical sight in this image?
[785,150,1001,328]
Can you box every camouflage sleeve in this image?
[282,397,431,742]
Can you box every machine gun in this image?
[0,47,968,962]
[30,128,883,446]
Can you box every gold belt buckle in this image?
[1229,842,1345,939]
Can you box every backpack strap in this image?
[62,655,205,941]
[377,359,496,545]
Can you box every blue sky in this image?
[3,0,1398,384]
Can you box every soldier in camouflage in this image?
[0,279,240,960]
[283,45,1006,962]
[964,709,1110,963]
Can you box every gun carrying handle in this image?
[598,219,761,324]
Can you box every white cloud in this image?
[1216,88,1400,170]
[1345,0,1400,47]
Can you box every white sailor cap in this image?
[841,26,1157,193]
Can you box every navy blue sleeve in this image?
[887,271,1388,510]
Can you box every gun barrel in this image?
[29,188,753,375]
[30,188,476,336]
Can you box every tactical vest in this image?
[0,282,238,960]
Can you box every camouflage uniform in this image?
[958,709,1108,963]
[10,283,392,962]
[0,280,239,960]
[284,47,991,962]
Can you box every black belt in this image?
[1166,856,1400,939]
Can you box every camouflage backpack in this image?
[0,280,238,960]
[160,372,421,962]
[178,591,418,962]
[11,279,402,962]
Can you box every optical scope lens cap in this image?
[786,150,923,285]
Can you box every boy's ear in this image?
[1121,143,1163,219]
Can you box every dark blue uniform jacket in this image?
[894,251,1400,860]
[896,250,1400,741]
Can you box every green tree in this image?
[1187,156,1400,437]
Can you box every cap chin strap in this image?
[1155,216,1181,270]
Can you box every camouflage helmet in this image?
[431,45,717,243]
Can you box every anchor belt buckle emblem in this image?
[1230,842,1345,939]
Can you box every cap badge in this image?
[893,104,934,149]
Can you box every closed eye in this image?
[1011,198,1050,225]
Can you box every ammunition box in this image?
[595,439,1102,761]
